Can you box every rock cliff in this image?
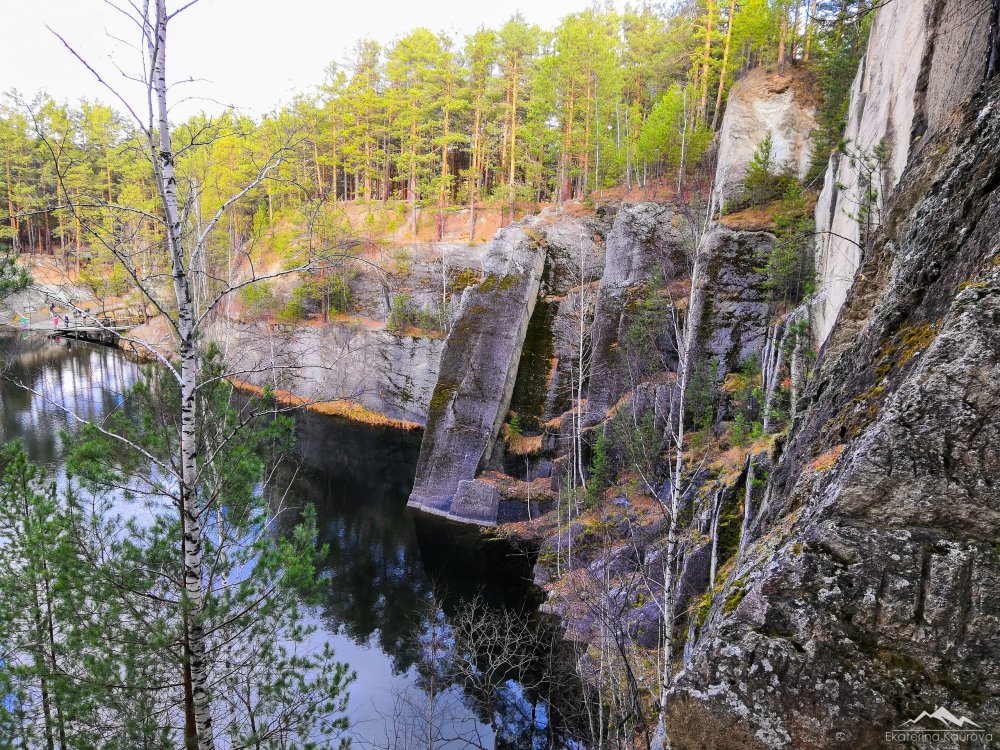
[406,208,606,523]
[486,2,1000,746]
[813,0,991,344]
[396,2,1000,742]
[406,224,546,521]
[668,73,1000,750]
[712,67,818,210]
[209,320,442,425]
[585,203,686,427]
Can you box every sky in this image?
[0,0,599,121]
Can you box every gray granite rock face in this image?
[534,211,607,295]
[449,480,502,526]
[407,224,546,520]
[585,202,687,425]
[697,226,776,375]
[812,0,990,345]
[668,79,1000,750]
[208,320,442,425]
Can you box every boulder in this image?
[448,480,502,526]
[407,223,546,521]
[712,67,818,210]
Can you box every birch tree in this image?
[31,3,361,748]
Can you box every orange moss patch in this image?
[478,471,554,503]
[230,379,422,431]
[810,444,845,472]
[684,428,776,487]
[543,415,565,430]
[719,203,781,231]
[388,324,445,339]
[503,425,544,456]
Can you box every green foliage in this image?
[610,408,659,494]
[636,84,712,169]
[841,137,891,247]
[240,280,276,315]
[731,412,751,446]
[280,274,354,323]
[687,360,721,432]
[585,428,614,508]
[0,248,30,300]
[725,133,800,213]
[760,183,817,306]
[727,355,765,445]
[508,412,523,437]
[9,347,357,748]
[622,268,676,382]
[386,292,443,332]
[806,12,873,180]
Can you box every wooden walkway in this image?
[14,309,145,348]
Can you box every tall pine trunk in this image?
[469,104,481,240]
[699,1,715,123]
[508,59,518,224]
[712,0,738,131]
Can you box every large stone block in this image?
[407,224,546,523]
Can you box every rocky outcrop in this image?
[712,67,818,210]
[407,224,546,522]
[813,0,991,345]
[668,75,1000,750]
[585,203,687,426]
[697,227,776,376]
[210,320,442,425]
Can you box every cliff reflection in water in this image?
[290,410,538,677]
[0,333,136,467]
[0,333,540,745]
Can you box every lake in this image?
[0,333,566,749]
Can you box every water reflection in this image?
[0,334,544,748]
[289,411,543,746]
[0,333,136,466]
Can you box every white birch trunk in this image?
[150,5,214,748]
[653,211,708,750]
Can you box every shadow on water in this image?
[1,333,566,748]
[291,407,543,669]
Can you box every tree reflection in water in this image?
[1,334,573,748]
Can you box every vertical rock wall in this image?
[669,65,1000,750]
[585,203,687,426]
[208,321,442,425]
[407,224,546,523]
[813,0,991,345]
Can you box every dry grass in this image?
[719,202,782,231]
[503,425,544,456]
[719,192,818,231]
[230,378,422,431]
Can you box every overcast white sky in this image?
[0,0,599,120]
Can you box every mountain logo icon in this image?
[901,706,982,729]
[888,706,992,745]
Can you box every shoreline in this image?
[229,378,424,432]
